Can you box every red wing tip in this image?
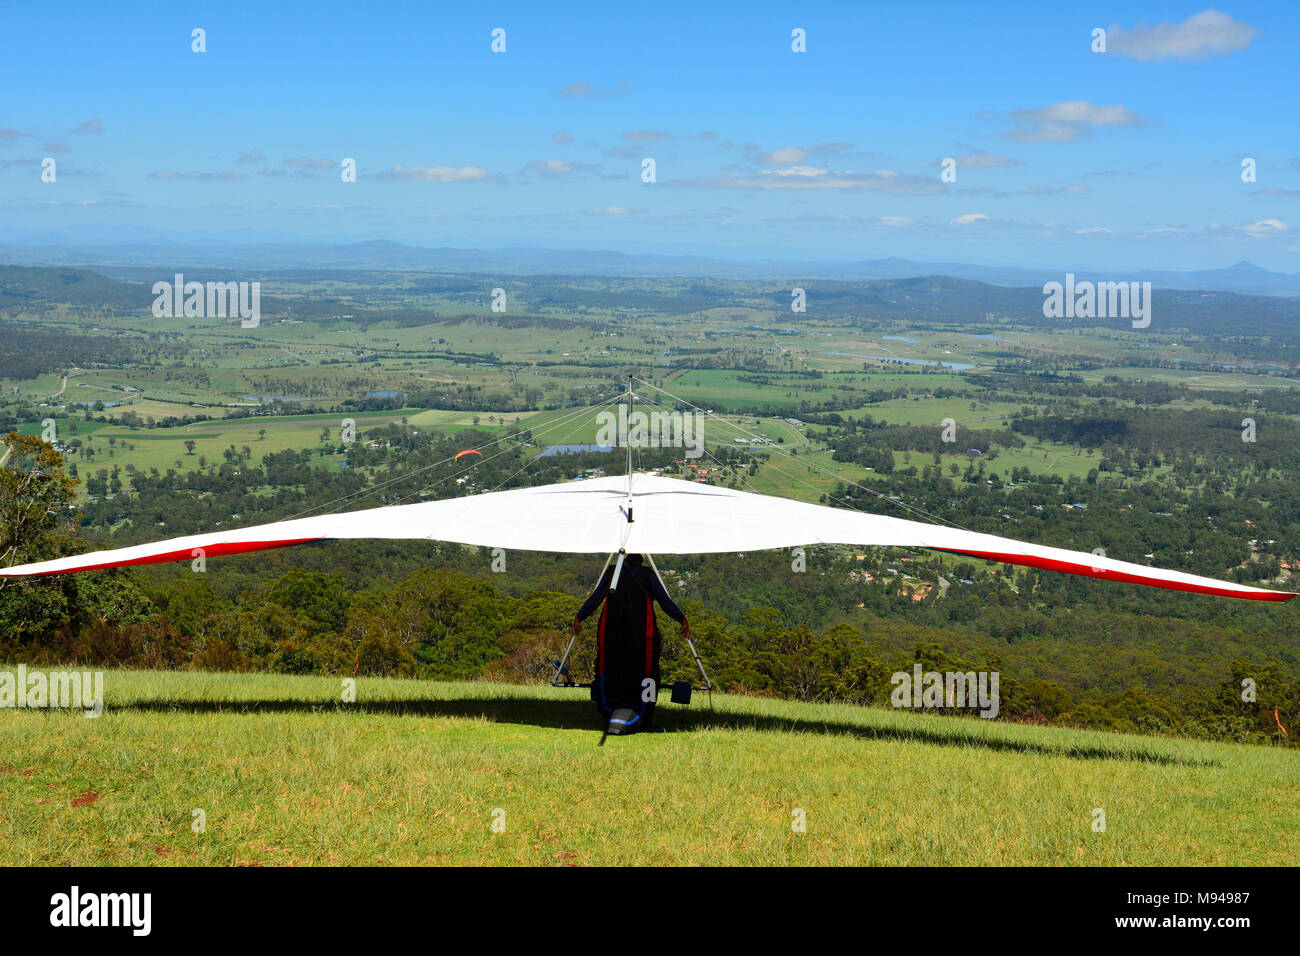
[2,537,325,577]
[938,548,1297,602]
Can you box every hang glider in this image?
[0,474,1292,602]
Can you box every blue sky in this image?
[2,1,1297,270]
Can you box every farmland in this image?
[1,265,1298,749]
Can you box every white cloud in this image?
[523,158,600,179]
[1107,10,1257,62]
[77,118,103,133]
[525,159,574,179]
[1020,101,1141,126]
[1006,101,1142,143]
[682,167,943,194]
[552,131,574,144]
[1238,218,1288,237]
[285,156,335,170]
[755,142,856,166]
[603,145,641,159]
[380,164,489,182]
[765,146,808,165]
[1075,227,1113,235]
[763,165,829,178]
[951,213,989,226]
[0,196,142,208]
[622,130,674,142]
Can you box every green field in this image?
[3,669,1295,866]
[20,409,501,490]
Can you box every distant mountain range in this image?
[6,265,1299,343]
[1,240,1298,296]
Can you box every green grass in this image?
[1076,366,1298,390]
[2,668,1295,866]
[48,409,499,487]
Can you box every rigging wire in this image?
[384,391,622,508]
[279,392,626,520]
[630,375,978,534]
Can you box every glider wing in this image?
[1,474,1292,602]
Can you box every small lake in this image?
[539,443,614,457]
[825,352,975,371]
[242,395,325,402]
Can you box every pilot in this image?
[572,553,690,734]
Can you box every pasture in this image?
[2,669,1294,866]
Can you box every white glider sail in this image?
[0,473,1293,602]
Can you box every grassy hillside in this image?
[3,669,1295,866]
